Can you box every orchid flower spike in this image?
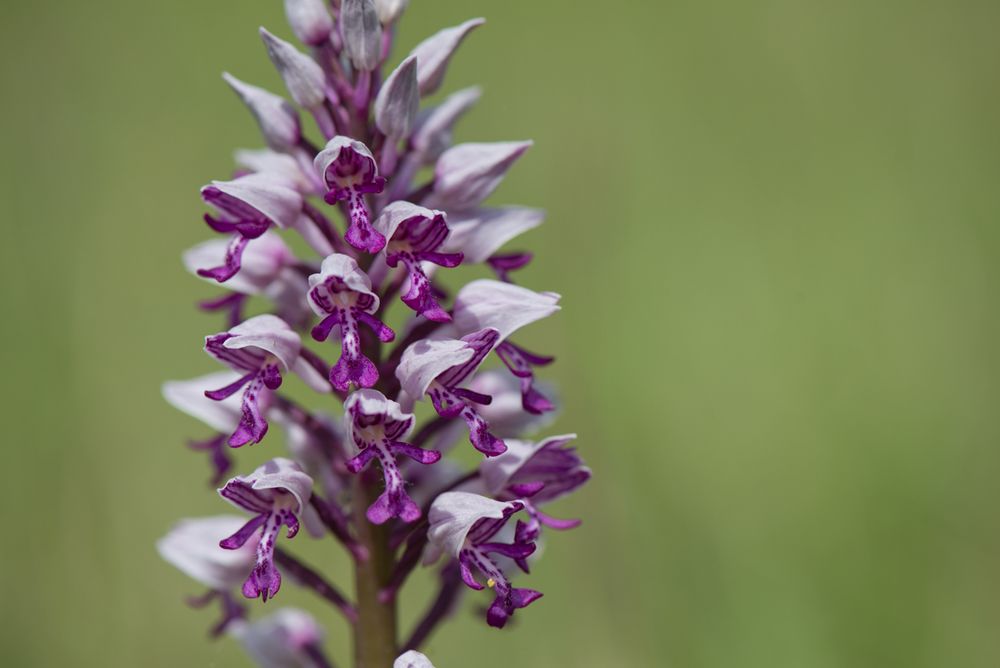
[167,0,587,654]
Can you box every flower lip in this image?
[183,231,294,295]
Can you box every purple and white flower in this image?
[428,492,541,628]
[314,137,387,253]
[308,254,395,390]
[163,371,257,484]
[374,201,463,322]
[480,434,591,546]
[343,389,441,524]
[453,279,561,414]
[397,328,505,456]
[158,515,260,592]
[218,458,314,602]
[199,173,304,282]
[232,607,327,668]
[204,314,329,446]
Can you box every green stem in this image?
[352,477,397,668]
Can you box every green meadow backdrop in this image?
[3,0,1000,666]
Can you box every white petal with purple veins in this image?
[428,491,518,558]
[372,200,442,242]
[396,338,474,400]
[442,206,544,263]
[307,253,380,316]
[204,172,304,230]
[480,434,578,495]
[429,141,532,211]
[225,314,303,370]
[452,279,560,341]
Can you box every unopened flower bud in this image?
[222,73,300,151]
[341,0,382,71]
[374,55,419,139]
[376,0,410,25]
[283,0,334,46]
[259,28,327,110]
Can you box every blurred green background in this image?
[3,0,1000,666]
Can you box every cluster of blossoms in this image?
[158,1,589,666]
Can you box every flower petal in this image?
[224,314,303,371]
[396,338,474,399]
[248,457,315,515]
[157,515,260,591]
[452,279,560,341]
[394,650,435,668]
[202,172,304,231]
[162,372,247,433]
[411,86,481,163]
[442,206,544,264]
[429,141,532,211]
[427,491,520,559]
